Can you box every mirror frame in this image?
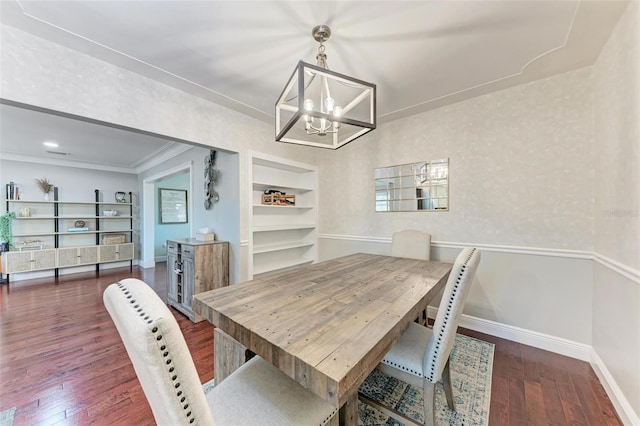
[375,158,449,212]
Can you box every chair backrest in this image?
[391,230,431,260]
[103,278,214,426]
[423,248,481,383]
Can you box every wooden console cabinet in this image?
[166,238,229,322]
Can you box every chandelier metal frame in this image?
[275,25,377,149]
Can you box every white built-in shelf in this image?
[253,258,314,276]
[252,204,313,210]
[253,241,314,254]
[252,181,313,193]
[253,224,316,232]
[250,151,318,279]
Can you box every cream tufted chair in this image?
[104,278,338,426]
[359,248,481,426]
[391,230,431,261]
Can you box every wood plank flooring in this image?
[0,265,621,425]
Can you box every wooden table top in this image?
[193,253,452,407]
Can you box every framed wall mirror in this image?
[375,159,448,212]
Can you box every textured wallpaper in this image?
[318,68,596,250]
[592,1,640,270]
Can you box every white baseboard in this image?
[427,306,591,361]
[591,350,640,426]
[426,307,639,424]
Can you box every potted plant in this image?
[0,211,16,251]
[35,177,54,201]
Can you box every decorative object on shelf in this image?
[204,150,219,210]
[262,192,296,206]
[18,207,31,217]
[35,178,54,201]
[74,220,86,228]
[68,227,89,232]
[102,233,126,245]
[115,192,127,203]
[6,181,18,200]
[196,228,215,241]
[275,25,376,149]
[14,240,45,251]
[0,211,16,250]
[102,210,118,216]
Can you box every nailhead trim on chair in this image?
[381,359,426,378]
[116,281,196,424]
[380,249,478,382]
[425,248,476,382]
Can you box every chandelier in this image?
[275,25,376,149]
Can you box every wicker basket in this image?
[102,233,126,245]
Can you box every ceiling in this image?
[0,0,629,169]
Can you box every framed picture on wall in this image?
[159,188,188,224]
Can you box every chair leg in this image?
[442,357,455,411]
[423,382,436,426]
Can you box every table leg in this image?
[339,392,359,426]
[213,328,249,385]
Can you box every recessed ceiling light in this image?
[43,141,59,148]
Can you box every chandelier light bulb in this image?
[304,99,314,111]
[324,97,335,112]
[333,106,343,118]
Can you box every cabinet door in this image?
[78,246,99,265]
[5,251,34,273]
[118,243,134,261]
[33,249,56,270]
[99,245,117,262]
[58,247,80,267]
[182,255,195,312]
[166,251,178,302]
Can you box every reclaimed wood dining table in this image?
[193,252,452,425]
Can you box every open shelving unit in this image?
[249,151,318,279]
[1,188,134,282]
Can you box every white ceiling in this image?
[0,0,629,168]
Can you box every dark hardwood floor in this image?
[0,265,621,425]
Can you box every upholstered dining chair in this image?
[104,278,338,426]
[391,230,431,261]
[359,247,481,426]
[392,230,432,324]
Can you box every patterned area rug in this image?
[204,334,494,426]
[0,407,15,426]
[359,334,494,425]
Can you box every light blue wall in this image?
[154,173,190,259]
[139,146,240,284]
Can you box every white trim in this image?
[135,144,193,174]
[1,152,137,174]
[240,240,249,247]
[318,234,639,282]
[431,240,592,259]
[426,307,591,361]
[319,233,391,244]
[593,252,640,285]
[591,350,640,426]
